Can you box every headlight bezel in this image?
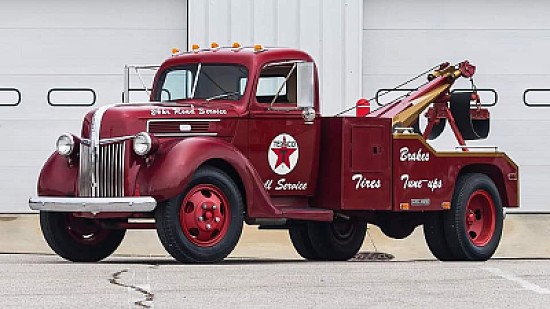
[56,133,76,157]
[133,132,153,156]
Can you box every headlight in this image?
[133,132,153,156]
[56,133,75,156]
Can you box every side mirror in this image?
[297,62,314,109]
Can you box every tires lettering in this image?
[351,174,381,190]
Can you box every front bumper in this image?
[29,196,157,212]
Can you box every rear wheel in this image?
[155,166,244,263]
[423,173,503,261]
[444,173,503,261]
[289,224,321,260]
[307,218,367,261]
[40,212,125,262]
[423,212,455,261]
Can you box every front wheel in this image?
[155,166,244,263]
[40,212,126,262]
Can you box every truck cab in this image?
[30,45,519,263]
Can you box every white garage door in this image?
[363,1,550,212]
[0,0,187,212]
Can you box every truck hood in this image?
[81,102,242,139]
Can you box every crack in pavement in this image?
[109,269,155,308]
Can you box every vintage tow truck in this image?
[30,43,518,263]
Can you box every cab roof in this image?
[159,47,314,70]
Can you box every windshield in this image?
[156,64,248,102]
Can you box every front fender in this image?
[37,152,78,196]
[137,137,279,217]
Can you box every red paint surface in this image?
[36,48,519,226]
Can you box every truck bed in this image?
[314,117,518,212]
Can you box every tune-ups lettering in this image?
[400,174,442,191]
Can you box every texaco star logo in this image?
[268,133,299,175]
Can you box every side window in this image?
[161,70,193,101]
[256,63,297,105]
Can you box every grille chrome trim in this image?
[79,142,125,197]
[147,118,220,137]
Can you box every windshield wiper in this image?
[205,92,240,102]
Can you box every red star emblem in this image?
[271,136,297,169]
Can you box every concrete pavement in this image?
[0,213,549,260]
[2,254,550,308]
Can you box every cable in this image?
[333,64,441,116]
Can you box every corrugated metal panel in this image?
[188,0,363,115]
[363,0,550,212]
[0,0,187,213]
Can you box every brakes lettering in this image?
[400,147,430,162]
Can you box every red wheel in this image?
[438,173,503,261]
[156,166,244,263]
[179,185,231,247]
[464,190,496,247]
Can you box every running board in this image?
[280,207,333,222]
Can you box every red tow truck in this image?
[30,43,519,263]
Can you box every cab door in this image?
[247,61,319,196]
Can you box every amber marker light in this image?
[191,44,200,52]
[232,42,241,48]
[400,203,410,210]
[211,42,220,50]
[254,44,264,52]
[171,47,180,55]
[441,202,451,209]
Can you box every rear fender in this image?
[137,137,280,218]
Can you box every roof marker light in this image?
[254,44,264,52]
[171,47,180,55]
[192,44,200,53]
[211,42,220,50]
[232,42,241,49]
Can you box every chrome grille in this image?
[79,142,125,197]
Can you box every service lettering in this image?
[197,108,227,115]
[263,179,307,191]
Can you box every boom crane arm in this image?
[367,61,477,128]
